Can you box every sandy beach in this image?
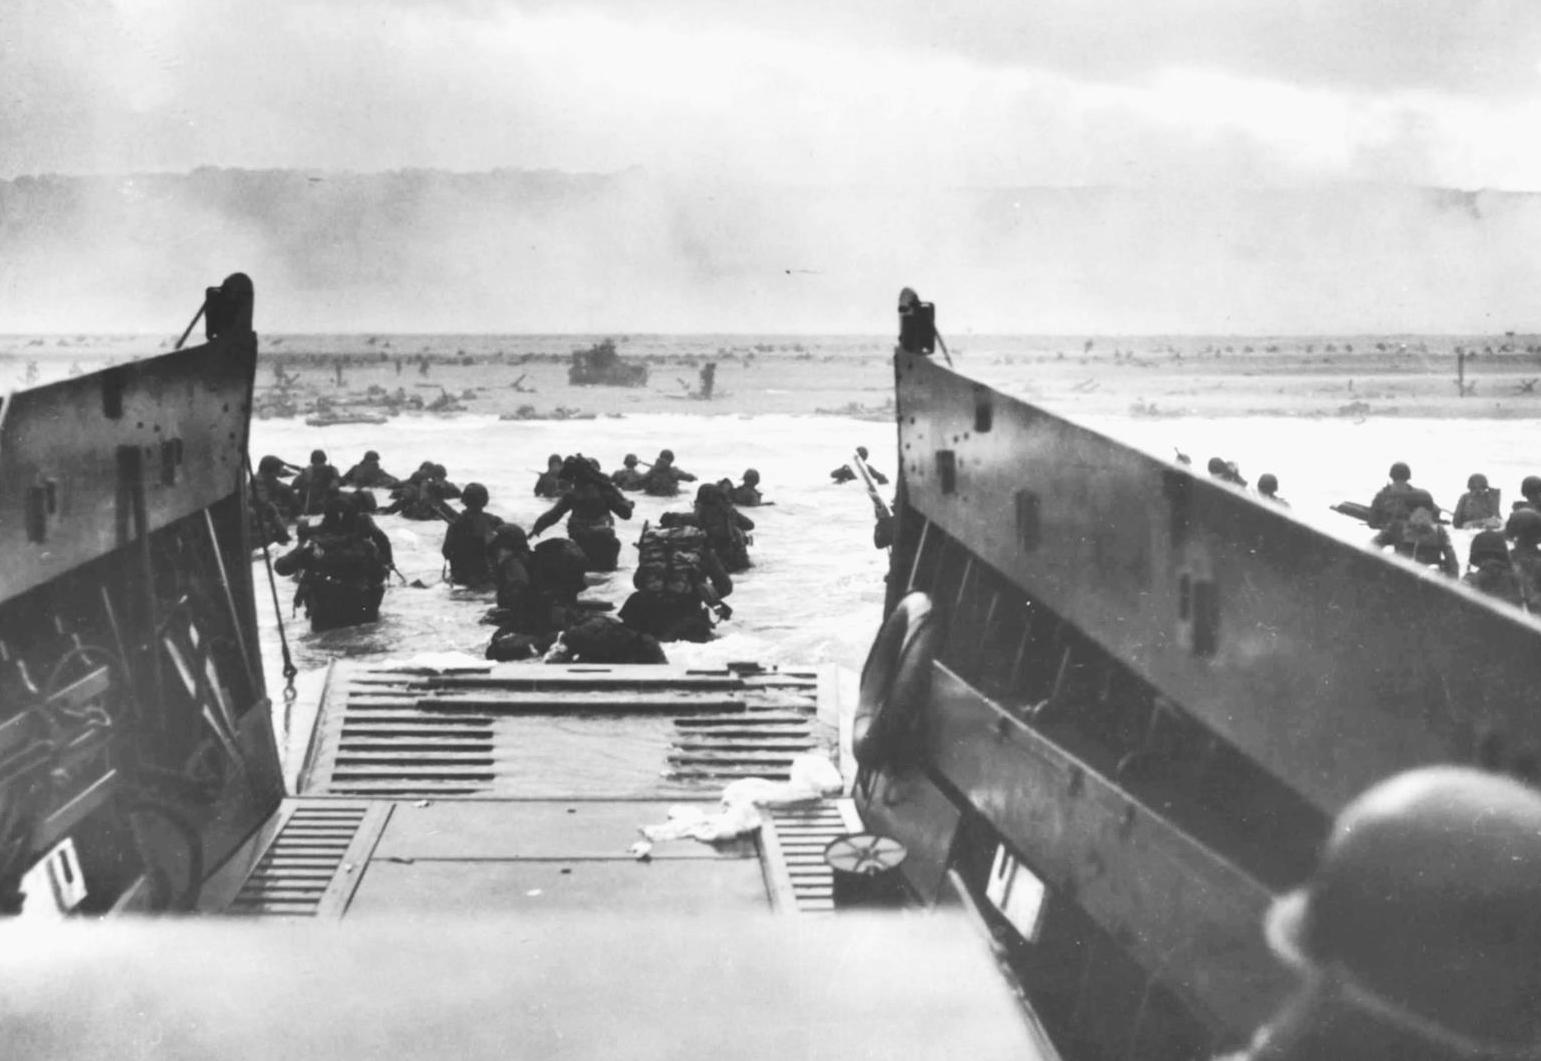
[235,333,1541,424]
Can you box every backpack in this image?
[633,523,708,595]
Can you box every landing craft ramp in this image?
[203,661,862,918]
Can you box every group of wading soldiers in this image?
[249,445,768,657]
[1197,452,1541,613]
[1342,461,1541,610]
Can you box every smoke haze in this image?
[2,168,1539,335]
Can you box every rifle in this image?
[852,451,891,521]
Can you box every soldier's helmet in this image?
[1469,529,1509,566]
[311,449,327,465]
[258,455,285,475]
[623,454,639,467]
[1523,475,1541,499]
[1265,767,1541,1057]
[461,482,489,508]
[1468,472,1488,491]
[856,446,870,460]
[1258,473,1279,494]
[365,450,381,462]
[659,449,675,462]
[1506,507,1541,545]
[1389,461,1412,482]
[491,524,529,554]
[743,469,760,486]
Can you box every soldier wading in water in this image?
[530,456,634,571]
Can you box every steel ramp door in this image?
[214,661,839,917]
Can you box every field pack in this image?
[633,524,709,595]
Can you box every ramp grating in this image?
[227,805,368,917]
[306,664,827,798]
[666,711,819,784]
[763,800,863,913]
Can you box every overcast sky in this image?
[6,0,1541,188]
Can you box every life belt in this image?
[853,591,943,769]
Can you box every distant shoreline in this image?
[5,333,1541,421]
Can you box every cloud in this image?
[4,1,1541,189]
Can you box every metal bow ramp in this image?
[208,662,856,920]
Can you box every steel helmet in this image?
[1257,473,1279,494]
[1524,475,1541,499]
[364,450,381,462]
[311,449,327,464]
[1389,461,1411,482]
[743,468,760,485]
[1468,472,1488,491]
[1266,767,1541,1056]
[461,482,489,508]
[1469,529,1509,566]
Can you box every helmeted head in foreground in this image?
[1258,473,1279,496]
[311,449,327,465]
[1523,475,1541,501]
[1389,461,1411,482]
[1252,766,1541,1060]
[623,454,639,468]
[364,450,381,462]
[461,482,489,509]
[1468,473,1489,491]
[1507,507,1541,546]
[742,469,760,486]
[490,524,529,556]
[1469,529,1509,566]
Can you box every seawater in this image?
[250,408,1541,775]
[250,413,893,772]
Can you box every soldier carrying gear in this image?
[1452,472,1502,529]
[1463,528,1525,609]
[341,449,400,489]
[292,449,342,516]
[1369,461,1437,529]
[441,482,503,587]
[1227,766,1541,1061]
[832,446,888,485]
[730,468,764,507]
[610,453,647,491]
[273,495,387,631]
[1505,507,1541,609]
[1518,475,1541,512]
[530,455,634,571]
[619,522,733,643]
[534,454,567,499]
[642,449,697,497]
